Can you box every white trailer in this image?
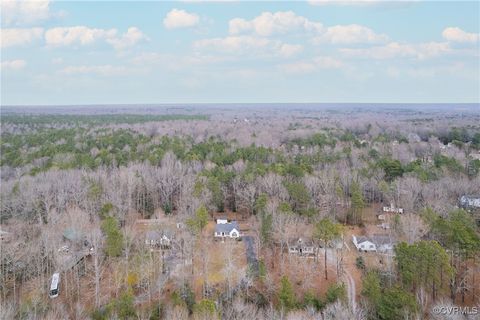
[49,273,60,298]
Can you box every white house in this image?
[382,206,404,214]
[287,238,316,256]
[352,235,395,253]
[459,195,480,209]
[352,236,377,252]
[214,219,240,239]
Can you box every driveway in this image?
[243,236,259,276]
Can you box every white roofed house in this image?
[352,234,396,253]
[459,195,480,210]
[214,219,240,239]
[382,205,404,214]
[352,236,377,252]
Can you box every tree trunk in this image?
[94,252,100,307]
[473,255,476,302]
[324,247,328,280]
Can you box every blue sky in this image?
[1,0,479,105]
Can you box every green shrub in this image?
[325,283,346,304]
[278,276,297,311]
[101,216,124,257]
[356,256,365,270]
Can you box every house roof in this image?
[371,234,395,246]
[146,230,172,240]
[146,230,162,241]
[63,228,83,242]
[460,195,480,207]
[215,221,239,233]
[355,234,395,246]
[355,236,372,244]
[289,237,314,247]
[460,195,480,199]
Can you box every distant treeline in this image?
[0,113,209,126]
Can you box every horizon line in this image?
[2,102,479,108]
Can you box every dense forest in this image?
[1,104,479,320]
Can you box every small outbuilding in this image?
[0,230,12,242]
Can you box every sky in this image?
[1,0,479,105]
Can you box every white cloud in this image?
[1,0,51,26]
[314,24,388,44]
[45,26,117,46]
[44,26,147,50]
[229,11,323,36]
[229,18,252,35]
[442,27,479,43]
[279,44,304,58]
[195,35,270,52]
[312,56,343,68]
[0,59,27,70]
[163,9,200,29]
[280,61,317,74]
[106,27,149,50]
[1,27,44,48]
[228,11,386,45]
[340,41,451,59]
[194,35,302,58]
[59,65,132,76]
[279,56,343,74]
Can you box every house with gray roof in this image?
[214,219,240,239]
[288,238,316,256]
[371,234,395,252]
[63,228,83,242]
[145,230,172,248]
